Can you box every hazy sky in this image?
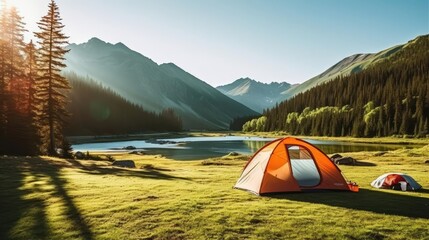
[5,0,429,86]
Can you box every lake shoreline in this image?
[67,131,429,146]
[70,133,427,160]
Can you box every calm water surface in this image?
[72,136,416,160]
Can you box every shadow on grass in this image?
[0,156,188,239]
[354,160,377,166]
[0,159,49,239]
[416,188,429,194]
[64,159,190,180]
[335,160,377,167]
[49,170,93,239]
[269,188,429,219]
[0,157,94,240]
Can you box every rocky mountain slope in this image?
[283,41,410,97]
[217,78,292,113]
[64,38,257,130]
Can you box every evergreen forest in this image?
[243,35,429,137]
[66,73,182,135]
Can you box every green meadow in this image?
[1,140,428,240]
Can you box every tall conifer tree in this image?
[24,40,38,113]
[0,5,28,153]
[23,40,41,154]
[34,0,70,155]
[0,0,8,151]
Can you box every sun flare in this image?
[3,0,49,41]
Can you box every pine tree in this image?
[34,0,70,155]
[0,0,8,152]
[1,6,28,154]
[6,7,27,114]
[23,40,41,154]
[24,40,38,114]
[6,7,26,80]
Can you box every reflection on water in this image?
[145,141,254,160]
[243,140,267,153]
[137,139,412,160]
[72,136,417,160]
[244,139,405,155]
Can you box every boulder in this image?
[75,151,85,159]
[112,160,136,168]
[123,146,136,150]
[330,153,343,161]
[157,140,177,145]
[425,160,429,164]
[334,157,356,165]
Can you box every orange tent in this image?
[234,137,358,195]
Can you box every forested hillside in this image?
[245,35,429,137]
[65,38,257,130]
[66,73,182,135]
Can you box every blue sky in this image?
[7,0,429,86]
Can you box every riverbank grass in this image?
[1,145,428,239]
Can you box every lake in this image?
[72,136,416,160]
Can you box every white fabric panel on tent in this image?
[291,159,321,187]
[234,146,274,193]
[371,173,392,188]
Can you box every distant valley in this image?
[64,38,257,130]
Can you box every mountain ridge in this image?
[64,38,257,130]
[217,78,292,113]
[218,36,425,113]
[282,40,413,98]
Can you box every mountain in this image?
[65,73,182,135]
[217,41,409,113]
[217,39,407,113]
[64,38,257,130]
[259,34,429,137]
[283,41,413,98]
[216,78,292,113]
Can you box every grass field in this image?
[1,141,428,239]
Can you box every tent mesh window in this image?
[287,145,321,187]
